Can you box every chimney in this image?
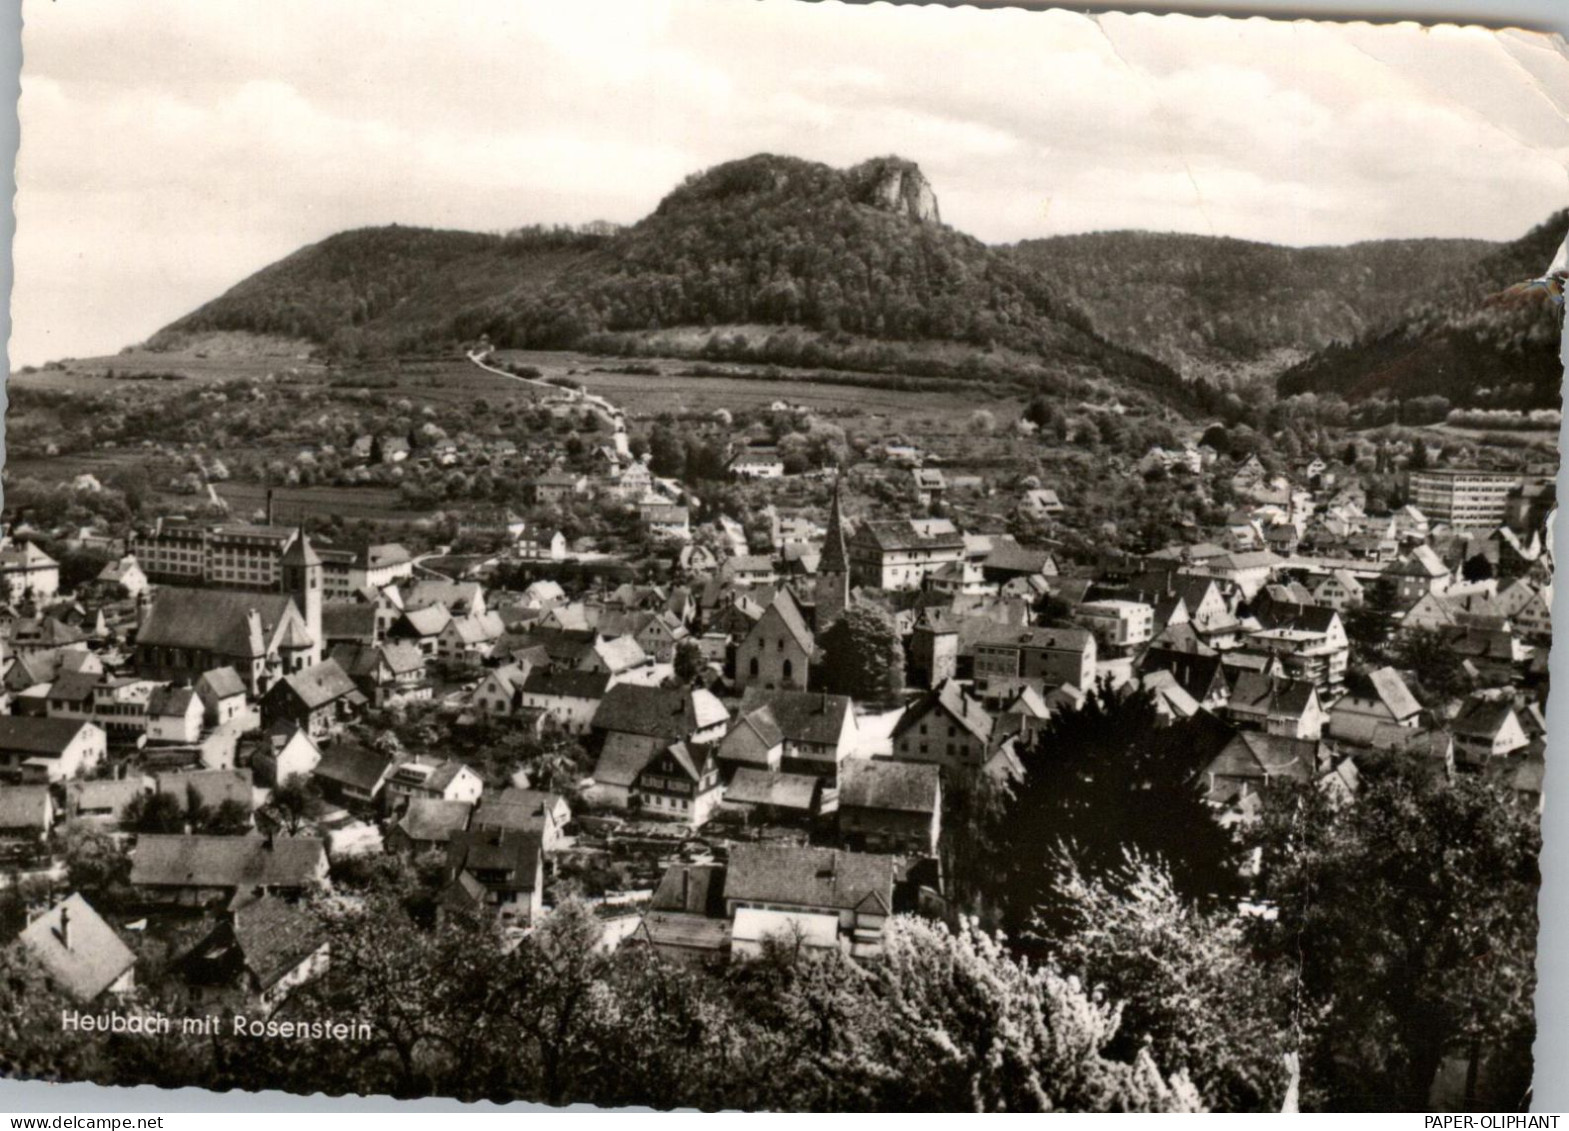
[681,867,690,910]
[58,905,71,950]
[266,488,275,527]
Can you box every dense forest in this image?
[1011,231,1495,379]
[154,154,1187,409]
[1278,209,1567,409]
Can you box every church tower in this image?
[280,528,323,664]
[813,477,851,632]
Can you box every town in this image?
[0,329,1553,1109]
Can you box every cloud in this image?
[11,0,1569,367]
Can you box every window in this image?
[782,659,794,681]
[748,657,759,678]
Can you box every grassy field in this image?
[215,482,417,524]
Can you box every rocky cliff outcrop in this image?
[847,156,941,225]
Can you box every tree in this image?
[672,639,706,685]
[60,820,131,896]
[1391,628,1471,707]
[991,686,1240,943]
[123,790,186,834]
[1050,853,1305,1112]
[1462,552,1495,583]
[817,604,905,703]
[1248,755,1540,1111]
[1343,577,1401,660]
[1406,441,1430,471]
[261,774,320,836]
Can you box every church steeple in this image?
[814,476,851,632]
[821,476,849,577]
[280,527,323,667]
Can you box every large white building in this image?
[1408,469,1519,529]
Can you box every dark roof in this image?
[0,716,95,756]
[445,827,542,891]
[1228,672,1318,718]
[724,844,896,913]
[1252,598,1339,635]
[20,894,135,1002]
[839,759,940,814]
[313,744,393,793]
[1141,648,1226,702]
[723,768,820,809]
[155,769,253,812]
[130,834,326,889]
[46,670,101,704]
[592,684,728,740]
[272,659,360,710]
[521,668,611,700]
[736,688,852,747]
[853,520,965,552]
[137,590,301,658]
[649,862,728,915]
[322,602,378,639]
[1453,698,1519,739]
[147,685,199,718]
[231,895,326,990]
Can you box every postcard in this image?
[2,0,1565,1114]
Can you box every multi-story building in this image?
[969,622,1097,697]
[848,518,966,591]
[1408,469,1520,529]
[0,541,61,605]
[1073,599,1155,650]
[134,521,409,597]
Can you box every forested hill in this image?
[1276,209,1568,409]
[152,153,1182,405]
[1010,231,1496,380]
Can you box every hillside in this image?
[1276,209,1568,409]
[1011,231,1496,380]
[153,154,1185,405]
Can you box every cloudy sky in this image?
[11,0,1569,367]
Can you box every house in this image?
[154,769,255,824]
[848,519,966,591]
[0,717,107,783]
[95,554,149,598]
[632,741,723,828]
[838,759,942,856]
[1226,673,1326,740]
[1327,667,1422,746]
[891,680,995,772]
[0,784,56,840]
[1385,545,1452,604]
[912,467,947,507]
[734,588,814,693]
[1243,600,1350,692]
[12,616,90,657]
[388,605,453,656]
[437,612,507,666]
[631,863,731,963]
[20,895,136,1002]
[519,669,611,736]
[311,744,395,809]
[1202,732,1321,818]
[129,834,329,906]
[382,760,484,813]
[471,788,571,850]
[260,658,365,740]
[252,725,322,788]
[387,798,475,854]
[0,541,61,605]
[733,689,858,781]
[146,685,205,745]
[1073,599,1155,651]
[441,827,545,926]
[1139,648,1229,709]
[724,844,897,961]
[196,667,250,728]
[66,777,147,826]
[1452,697,1530,764]
[1308,570,1365,612]
[589,685,730,808]
[730,450,786,479]
[721,768,822,820]
[1018,488,1066,520]
[330,641,431,708]
[642,502,692,542]
[968,622,1096,699]
[1184,549,1282,601]
[470,662,533,718]
[177,894,328,1010]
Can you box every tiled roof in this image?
[130,834,325,889]
[592,685,728,740]
[725,844,896,913]
[231,895,326,990]
[838,759,939,814]
[723,768,819,809]
[0,716,94,756]
[137,590,299,658]
[20,894,134,1002]
[736,688,852,747]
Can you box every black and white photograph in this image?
[1,0,1566,1114]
